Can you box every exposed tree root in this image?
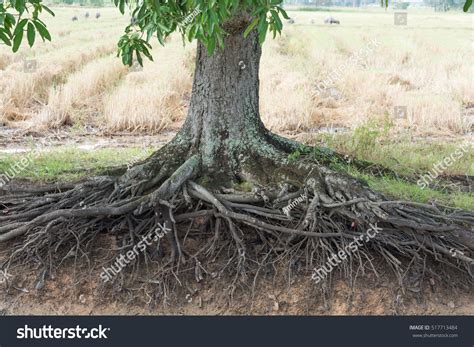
[1,135,473,300]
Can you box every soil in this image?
[1,266,472,316]
[1,125,471,155]
[0,234,472,316]
[0,125,179,154]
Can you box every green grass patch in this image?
[1,134,472,210]
[316,118,473,176]
[289,118,474,210]
[349,168,474,211]
[0,146,155,183]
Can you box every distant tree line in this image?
[284,0,368,6]
[425,0,472,11]
[283,0,471,10]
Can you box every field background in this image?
[0,7,473,136]
[0,6,472,209]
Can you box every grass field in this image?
[0,6,472,135]
[0,6,472,209]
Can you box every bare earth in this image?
[1,267,473,316]
[1,233,472,316]
[0,125,470,155]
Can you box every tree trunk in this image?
[176,22,268,181]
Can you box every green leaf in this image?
[27,22,35,47]
[270,10,282,31]
[42,6,55,17]
[207,35,216,54]
[278,7,290,20]
[12,29,23,52]
[0,29,11,46]
[14,0,26,15]
[463,0,472,11]
[244,18,259,38]
[33,20,51,41]
[5,14,17,30]
[188,24,198,42]
[141,46,153,61]
[136,50,143,66]
[13,18,28,36]
[257,16,268,44]
[119,0,125,15]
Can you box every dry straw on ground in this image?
[0,8,472,136]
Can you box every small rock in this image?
[447,301,455,309]
[79,294,86,304]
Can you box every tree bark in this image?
[176,22,268,181]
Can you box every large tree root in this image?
[1,136,473,299]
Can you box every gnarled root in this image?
[0,136,472,299]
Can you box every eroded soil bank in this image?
[1,240,472,316]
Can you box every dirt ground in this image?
[1,236,472,316]
[0,125,178,154]
[1,267,473,316]
[1,125,471,155]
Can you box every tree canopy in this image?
[0,0,291,65]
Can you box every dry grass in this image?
[103,41,193,133]
[0,43,116,122]
[259,11,473,136]
[0,7,472,136]
[36,55,128,128]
